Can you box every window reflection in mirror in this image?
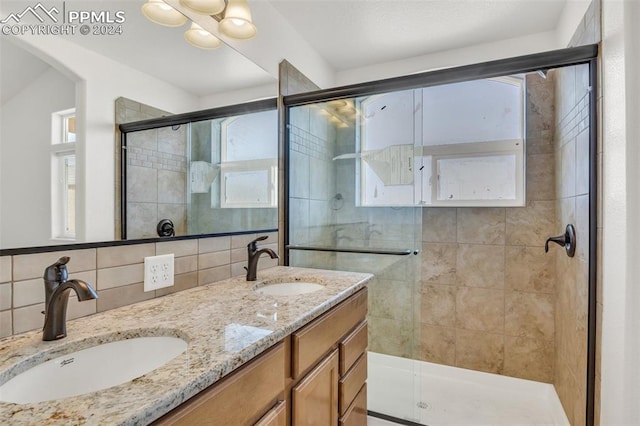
[123,107,277,240]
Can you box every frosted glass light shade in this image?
[142,0,187,27]
[219,0,257,39]
[180,0,225,15]
[185,22,222,49]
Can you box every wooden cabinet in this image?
[154,289,368,426]
[292,349,340,425]
[290,289,368,426]
[255,401,287,426]
[152,342,285,426]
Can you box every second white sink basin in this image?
[255,282,324,296]
[0,336,187,404]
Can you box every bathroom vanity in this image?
[0,267,371,425]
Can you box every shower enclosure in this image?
[283,45,597,425]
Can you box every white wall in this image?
[600,1,640,424]
[335,30,559,85]
[0,67,75,248]
[7,35,200,245]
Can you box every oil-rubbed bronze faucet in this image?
[245,236,278,281]
[42,256,98,341]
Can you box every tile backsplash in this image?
[0,232,278,338]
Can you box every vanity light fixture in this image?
[180,0,225,15]
[142,0,257,50]
[141,0,188,27]
[218,0,257,40]
[185,22,223,49]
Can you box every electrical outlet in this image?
[144,254,174,292]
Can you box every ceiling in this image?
[1,0,577,102]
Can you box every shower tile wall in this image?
[551,63,591,426]
[418,73,557,383]
[126,126,188,239]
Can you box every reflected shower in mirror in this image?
[121,101,278,240]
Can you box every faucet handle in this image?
[248,235,269,250]
[43,256,70,282]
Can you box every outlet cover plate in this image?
[144,254,174,292]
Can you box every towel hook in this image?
[545,224,576,257]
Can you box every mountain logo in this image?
[1,2,60,24]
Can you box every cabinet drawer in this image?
[292,289,368,379]
[339,321,367,376]
[154,342,285,426]
[255,400,286,426]
[339,354,367,416]
[339,384,367,426]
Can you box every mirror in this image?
[121,102,278,239]
[0,0,277,250]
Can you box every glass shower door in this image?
[286,97,424,423]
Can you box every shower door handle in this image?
[545,224,576,257]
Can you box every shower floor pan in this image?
[368,352,569,426]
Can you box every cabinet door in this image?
[255,401,286,426]
[292,349,340,426]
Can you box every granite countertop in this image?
[0,266,372,425]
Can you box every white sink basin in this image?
[0,336,187,404]
[255,282,324,296]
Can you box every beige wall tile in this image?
[526,153,555,201]
[231,233,259,249]
[505,201,556,246]
[420,285,456,327]
[456,287,505,333]
[13,279,44,307]
[199,265,231,286]
[504,336,554,383]
[97,264,143,290]
[505,291,554,340]
[455,329,504,374]
[175,255,197,275]
[371,279,413,323]
[457,208,505,245]
[559,138,577,199]
[505,246,555,293]
[230,247,245,263]
[0,283,11,310]
[422,208,457,243]
[198,236,231,253]
[0,310,11,338]
[156,239,198,257]
[97,244,153,269]
[419,324,455,366]
[0,256,11,283]
[257,257,279,271]
[421,243,457,284]
[199,251,230,270]
[367,316,413,359]
[456,244,505,289]
[231,262,246,278]
[526,130,554,155]
[13,303,45,334]
[67,294,97,320]
[575,128,590,196]
[97,283,154,312]
[575,194,590,261]
[156,272,198,297]
[13,249,96,281]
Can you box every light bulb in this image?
[142,0,187,27]
[219,0,256,39]
[185,22,222,49]
[180,0,225,15]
